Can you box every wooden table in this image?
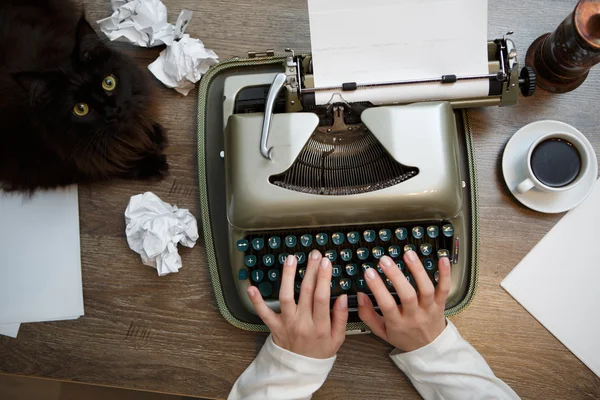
[2,1,600,398]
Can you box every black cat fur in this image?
[0,0,168,192]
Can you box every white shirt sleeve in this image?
[390,320,520,400]
[228,334,335,400]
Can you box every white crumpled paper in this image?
[125,192,199,276]
[97,0,218,95]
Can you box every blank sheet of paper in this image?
[307,0,490,105]
[0,186,84,325]
[501,178,600,378]
[0,323,20,338]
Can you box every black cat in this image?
[0,0,168,192]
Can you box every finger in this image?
[313,257,333,325]
[378,255,418,314]
[404,250,435,307]
[364,267,402,323]
[331,294,349,343]
[357,292,387,339]
[279,254,298,317]
[434,256,452,306]
[298,250,322,313]
[248,286,280,330]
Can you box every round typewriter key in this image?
[363,230,376,243]
[251,238,264,251]
[347,231,360,244]
[268,236,281,249]
[316,233,328,246]
[340,249,352,262]
[427,225,439,238]
[332,232,344,245]
[385,278,394,288]
[423,258,435,271]
[396,260,405,272]
[412,226,424,239]
[442,224,454,237]
[404,244,416,253]
[244,255,257,267]
[330,280,336,290]
[262,254,275,267]
[295,282,302,293]
[324,250,337,262]
[300,234,313,247]
[376,263,383,273]
[420,243,432,256]
[236,239,249,252]
[378,229,392,241]
[251,270,264,283]
[295,252,306,264]
[355,277,367,291]
[267,269,279,281]
[345,263,358,276]
[356,247,369,260]
[278,253,289,265]
[258,282,273,297]
[372,246,384,259]
[395,227,408,240]
[361,262,373,272]
[388,245,400,258]
[434,270,440,283]
[238,269,248,280]
[285,235,297,247]
[437,249,450,259]
[298,267,306,279]
[332,265,342,277]
[340,278,352,291]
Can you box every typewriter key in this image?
[361,262,373,273]
[357,248,369,260]
[388,245,400,258]
[340,278,352,291]
[420,243,432,256]
[427,225,439,238]
[316,233,328,246]
[395,228,408,240]
[347,231,360,244]
[268,236,281,249]
[324,250,337,262]
[251,238,264,251]
[300,234,312,247]
[423,258,435,271]
[346,263,358,276]
[236,239,249,252]
[412,226,424,239]
[442,224,454,237]
[244,255,257,267]
[340,249,352,262]
[363,230,376,243]
[332,232,344,245]
[372,247,384,259]
[378,229,392,241]
[332,265,342,277]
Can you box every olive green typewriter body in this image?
[197,39,534,332]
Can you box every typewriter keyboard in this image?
[236,222,455,307]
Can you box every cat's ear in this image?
[12,71,62,106]
[75,16,109,63]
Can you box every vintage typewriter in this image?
[197,34,535,332]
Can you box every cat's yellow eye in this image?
[102,75,117,91]
[73,103,89,117]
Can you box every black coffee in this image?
[531,137,581,188]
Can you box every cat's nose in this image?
[105,106,122,119]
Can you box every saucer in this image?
[502,120,598,214]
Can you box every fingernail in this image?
[310,249,321,260]
[357,292,365,306]
[365,268,377,280]
[285,254,295,266]
[320,257,331,269]
[247,287,255,298]
[405,250,417,262]
[380,256,394,269]
[442,257,451,268]
[340,294,348,309]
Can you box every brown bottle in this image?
[526,0,600,93]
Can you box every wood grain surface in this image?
[2,1,600,399]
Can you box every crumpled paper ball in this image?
[124,192,199,276]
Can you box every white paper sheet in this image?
[0,187,84,325]
[501,178,600,378]
[0,323,20,338]
[307,0,489,105]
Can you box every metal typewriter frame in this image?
[196,54,484,333]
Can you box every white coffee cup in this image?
[516,131,590,194]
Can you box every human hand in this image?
[358,251,451,352]
[247,250,349,359]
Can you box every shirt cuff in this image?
[389,319,461,371]
[264,334,337,375]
